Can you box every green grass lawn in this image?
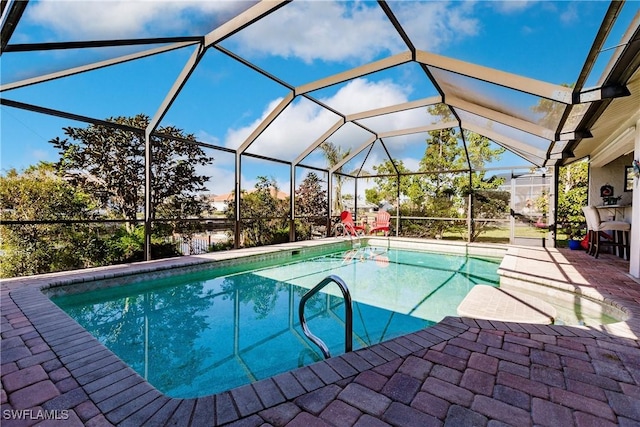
[442,224,575,246]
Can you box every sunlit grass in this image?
[442,224,574,246]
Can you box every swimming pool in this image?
[52,246,501,398]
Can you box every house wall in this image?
[589,152,634,207]
[631,120,640,278]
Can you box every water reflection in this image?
[61,282,214,393]
[53,249,499,398]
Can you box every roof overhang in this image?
[565,11,640,166]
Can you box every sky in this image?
[1,0,637,198]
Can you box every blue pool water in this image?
[52,247,500,398]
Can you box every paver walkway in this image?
[456,285,557,324]
[2,245,639,426]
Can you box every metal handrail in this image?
[344,223,364,248]
[298,275,353,359]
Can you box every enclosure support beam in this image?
[0,0,28,54]
[354,179,358,222]
[147,44,206,137]
[462,121,547,163]
[467,194,473,243]
[448,95,556,141]
[237,92,295,155]
[203,1,289,47]
[293,119,345,166]
[234,154,242,249]
[327,171,333,233]
[396,174,400,237]
[290,164,296,242]
[378,122,458,139]
[550,166,559,248]
[345,96,441,122]
[144,133,152,261]
[415,50,574,104]
[1,42,197,92]
[296,52,412,95]
[468,171,473,243]
[331,136,377,174]
[509,176,516,244]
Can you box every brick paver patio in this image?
[2,244,639,426]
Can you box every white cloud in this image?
[322,78,411,115]
[228,97,338,159]
[223,96,283,151]
[197,161,294,197]
[521,25,535,35]
[26,1,254,39]
[30,149,51,161]
[195,130,221,147]
[401,157,421,172]
[491,1,535,14]
[222,78,417,160]
[25,1,482,64]
[559,3,579,25]
[393,2,480,52]
[230,1,482,62]
[230,1,404,63]
[197,164,235,195]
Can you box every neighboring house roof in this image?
[343,199,378,210]
[207,188,289,203]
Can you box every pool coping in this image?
[2,238,639,425]
[497,246,640,339]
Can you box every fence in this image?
[167,233,232,255]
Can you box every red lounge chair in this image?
[534,217,547,229]
[369,210,390,236]
[339,211,365,236]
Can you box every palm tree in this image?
[320,141,351,214]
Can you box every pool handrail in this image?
[299,275,353,359]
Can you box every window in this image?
[625,166,634,192]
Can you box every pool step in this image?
[457,285,556,324]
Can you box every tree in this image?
[438,109,506,238]
[461,131,507,241]
[364,188,381,206]
[415,106,505,239]
[369,160,409,208]
[295,172,327,217]
[531,83,573,129]
[320,141,350,214]
[419,125,461,222]
[365,104,505,240]
[0,162,181,277]
[0,163,106,277]
[50,114,214,231]
[295,172,328,240]
[557,159,588,237]
[470,189,510,241]
[226,176,290,247]
[462,131,506,190]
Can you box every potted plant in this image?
[565,222,585,250]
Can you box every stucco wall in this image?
[589,152,634,206]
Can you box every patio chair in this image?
[339,211,366,236]
[534,216,548,229]
[582,206,630,259]
[369,210,391,236]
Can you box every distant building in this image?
[342,199,378,213]
[204,188,289,213]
